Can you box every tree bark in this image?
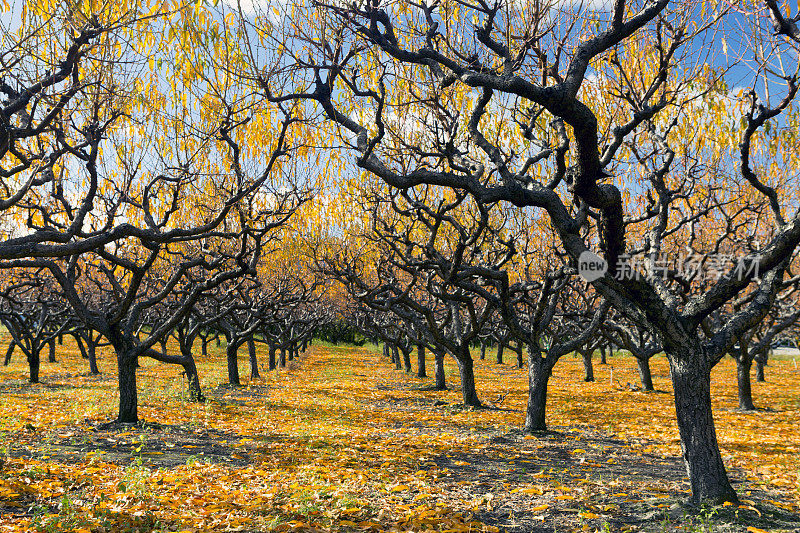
[87,337,100,375]
[434,351,446,390]
[279,346,286,368]
[525,354,552,432]
[582,350,594,382]
[248,339,260,379]
[201,336,208,357]
[637,357,654,391]
[392,344,401,370]
[268,342,277,371]
[180,347,205,402]
[402,347,412,372]
[515,343,524,369]
[755,348,768,382]
[667,351,738,504]
[116,353,138,423]
[736,356,755,411]
[599,345,607,365]
[496,343,504,364]
[4,341,15,365]
[456,353,481,407]
[29,348,40,383]
[226,339,241,386]
[48,339,56,363]
[480,340,486,360]
[417,344,427,378]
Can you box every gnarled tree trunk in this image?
[434,350,446,390]
[637,357,654,391]
[248,339,260,379]
[667,349,737,504]
[456,354,481,407]
[417,344,426,377]
[525,352,553,433]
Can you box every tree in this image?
[252,0,800,503]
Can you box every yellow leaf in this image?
[531,504,549,512]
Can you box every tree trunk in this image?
[279,346,286,368]
[582,350,594,382]
[248,339,260,379]
[434,351,446,390]
[58,334,63,345]
[48,339,56,363]
[667,351,738,504]
[269,343,277,371]
[181,349,204,402]
[599,345,607,365]
[515,343,523,369]
[4,341,15,365]
[117,353,138,423]
[29,348,40,383]
[496,343,504,364]
[456,353,481,407]
[216,335,221,347]
[403,347,412,372]
[201,336,208,357]
[417,344,427,378]
[736,356,755,411]
[755,359,765,382]
[637,357,654,391]
[525,353,552,432]
[755,348,768,382]
[480,340,486,360]
[392,344,401,370]
[159,339,168,356]
[226,339,241,386]
[87,338,100,375]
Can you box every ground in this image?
[0,338,799,532]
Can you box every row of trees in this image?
[4,0,800,506]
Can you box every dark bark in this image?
[201,336,208,356]
[417,344,427,378]
[248,339,260,379]
[392,344,401,370]
[434,350,446,390]
[226,339,241,386]
[48,339,56,363]
[496,343,504,364]
[279,346,286,368]
[456,353,481,407]
[58,334,63,345]
[269,342,277,370]
[756,359,765,382]
[29,348,40,383]
[599,345,607,364]
[515,342,524,369]
[667,350,738,504]
[582,350,594,382]
[86,337,100,375]
[480,340,486,360]
[637,357,654,391]
[755,348,768,382]
[180,348,205,402]
[4,341,14,365]
[737,356,755,411]
[525,354,552,432]
[402,347,412,372]
[116,353,138,423]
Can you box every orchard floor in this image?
[1,338,800,532]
